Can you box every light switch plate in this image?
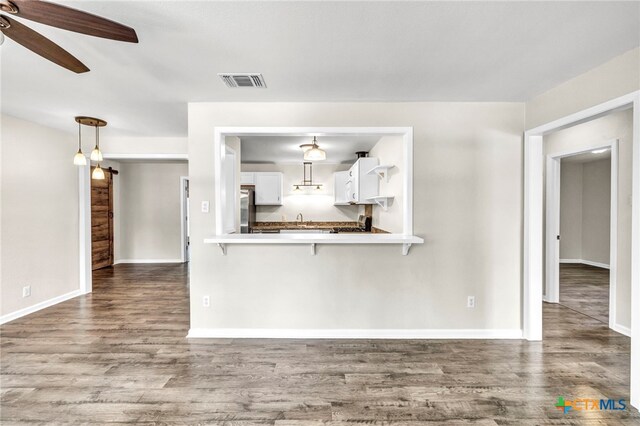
[201,201,210,213]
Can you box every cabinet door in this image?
[255,173,283,205]
[334,171,350,204]
[348,162,359,202]
[240,172,255,185]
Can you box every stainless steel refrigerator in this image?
[240,186,256,233]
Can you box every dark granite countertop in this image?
[251,221,389,234]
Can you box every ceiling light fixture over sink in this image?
[301,136,326,161]
[294,162,323,191]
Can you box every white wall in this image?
[101,137,187,155]
[559,162,583,259]
[546,109,632,328]
[116,162,188,262]
[559,159,611,266]
[1,115,80,319]
[241,163,360,222]
[369,136,404,233]
[526,47,639,129]
[188,102,524,332]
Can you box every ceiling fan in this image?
[0,0,138,73]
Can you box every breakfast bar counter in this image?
[204,233,424,255]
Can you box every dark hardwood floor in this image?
[1,263,638,424]
[559,263,610,324]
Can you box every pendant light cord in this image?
[78,122,82,150]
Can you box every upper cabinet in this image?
[345,157,379,204]
[254,172,283,205]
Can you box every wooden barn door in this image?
[91,168,114,270]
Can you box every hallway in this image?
[559,263,610,324]
[1,264,637,423]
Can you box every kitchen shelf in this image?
[205,233,424,256]
[367,196,394,211]
[367,164,395,182]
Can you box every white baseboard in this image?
[186,328,524,340]
[611,323,631,337]
[559,259,610,269]
[0,289,83,325]
[115,259,184,264]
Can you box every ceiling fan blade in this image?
[1,16,89,73]
[9,0,138,43]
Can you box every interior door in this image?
[91,168,114,270]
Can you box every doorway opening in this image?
[524,91,639,408]
[546,146,616,329]
[79,154,189,294]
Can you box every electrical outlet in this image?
[202,295,210,307]
[22,285,31,298]
[467,296,475,308]
[201,201,210,213]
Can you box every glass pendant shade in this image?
[302,136,325,161]
[304,147,326,161]
[90,146,103,162]
[73,150,87,166]
[92,165,105,180]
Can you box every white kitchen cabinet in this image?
[254,172,283,205]
[345,157,379,204]
[333,171,350,205]
[240,172,256,185]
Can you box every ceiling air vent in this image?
[218,73,267,88]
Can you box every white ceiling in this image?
[562,149,611,164]
[1,1,639,137]
[240,135,382,164]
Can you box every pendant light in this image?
[75,116,107,179]
[302,136,326,161]
[90,124,103,162]
[73,121,87,166]
[92,164,105,180]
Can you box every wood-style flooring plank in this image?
[560,263,610,324]
[1,263,638,424]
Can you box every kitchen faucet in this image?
[296,213,304,224]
